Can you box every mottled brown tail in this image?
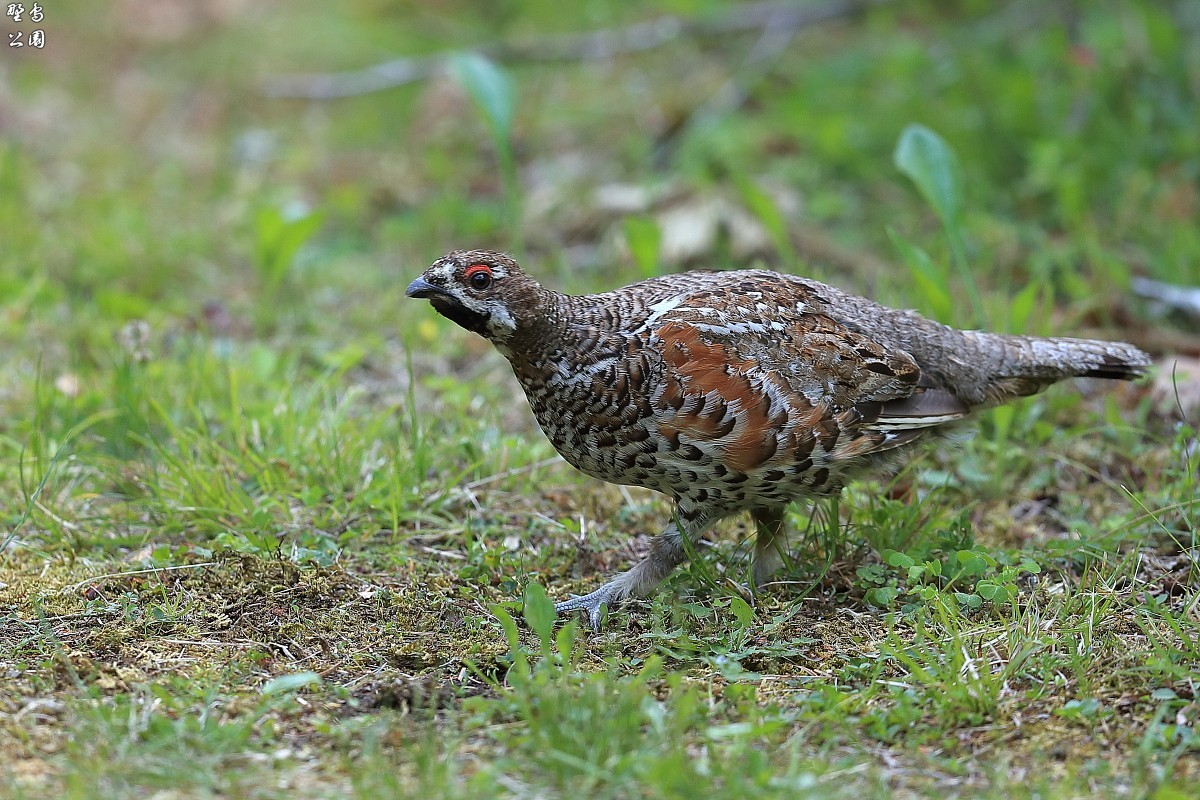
[965,333,1151,405]
[1006,335,1150,379]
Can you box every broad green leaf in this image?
[490,602,530,682]
[490,603,521,652]
[554,619,576,663]
[956,550,987,576]
[735,177,795,261]
[253,204,323,289]
[870,587,900,606]
[894,123,963,228]
[888,228,952,322]
[636,655,663,681]
[522,582,556,649]
[262,671,322,696]
[894,124,984,325]
[729,595,754,629]
[449,52,515,146]
[706,722,755,740]
[977,582,1012,602]
[1010,278,1043,333]
[988,404,1015,445]
[623,216,661,278]
[955,591,983,609]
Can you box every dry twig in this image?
[263,0,885,99]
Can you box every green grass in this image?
[2,0,1199,797]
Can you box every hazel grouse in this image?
[407,250,1149,628]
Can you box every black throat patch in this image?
[431,298,491,337]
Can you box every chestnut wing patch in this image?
[649,279,959,472]
[655,321,787,472]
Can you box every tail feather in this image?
[965,333,1151,404]
[1006,335,1150,379]
[1080,364,1147,380]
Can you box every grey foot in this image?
[554,525,691,630]
[554,585,622,630]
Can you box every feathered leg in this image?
[556,505,708,629]
[751,506,788,590]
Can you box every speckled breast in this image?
[509,342,852,511]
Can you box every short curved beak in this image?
[405,277,444,299]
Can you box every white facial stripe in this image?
[429,261,456,283]
[485,304,516,338]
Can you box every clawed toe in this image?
[554,589,613,630]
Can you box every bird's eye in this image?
[465,264,493,291]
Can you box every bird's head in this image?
[406,250,544,344]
